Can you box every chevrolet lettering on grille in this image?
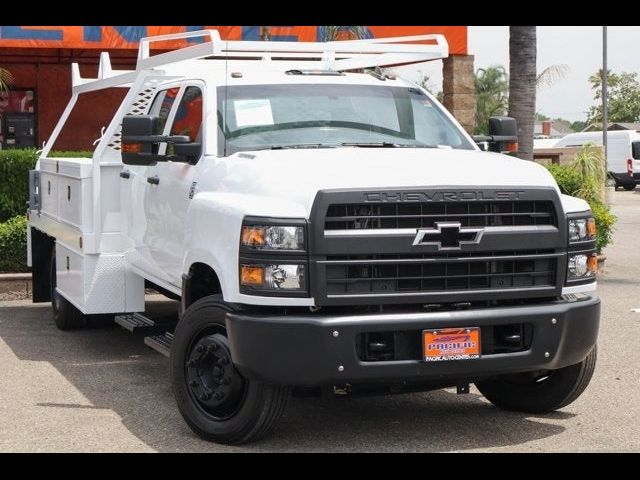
[412,222,484,250]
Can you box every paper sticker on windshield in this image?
[234,99,274,128]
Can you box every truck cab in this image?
[27,30,600,444]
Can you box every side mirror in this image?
[121,116,192,166]
[632,141,640,160]
[473,116,519,154]
[122,115,161,166]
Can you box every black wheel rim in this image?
[185,331,247,421]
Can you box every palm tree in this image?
[318,26,372,42]
[0,67,13,94]
[508,26,537,161]
[474,65,509,135]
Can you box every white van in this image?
[554,130,640,190]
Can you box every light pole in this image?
[603,26,608,161]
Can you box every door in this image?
[145,83,205,286]
[123,85,181,282]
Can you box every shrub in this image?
[0,215,28,272]
[546,162,616,254]
[546,163,582,196]
[591,201,617,254]
[0,148,37,222]
[49,150,94,158]
[0,148,93,222]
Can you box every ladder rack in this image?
[71,29,449,93]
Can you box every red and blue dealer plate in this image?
[423,327,481,362]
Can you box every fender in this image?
[181,191,312,306]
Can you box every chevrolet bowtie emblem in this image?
[413,222,484,250]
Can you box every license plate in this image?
[423,327,481,362]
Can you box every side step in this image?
[144,332,174,358]
[115,313,156,332]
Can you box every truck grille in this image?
[325,200,556,230]
[324,251,558,296]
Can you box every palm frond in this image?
[536,64,569,88]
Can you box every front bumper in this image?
[226,295,600,386]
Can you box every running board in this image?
[144,332,173,357]
[115,313,156,332]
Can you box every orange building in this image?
[0,26,472,150]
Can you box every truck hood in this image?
[210,148,560,215]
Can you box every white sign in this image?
[234,99,274,128]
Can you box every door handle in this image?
[147,175,160,185]
[120,170,130,179]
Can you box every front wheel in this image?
[171,295,290,444]
[475,346,597,413]
[623,184,637,191]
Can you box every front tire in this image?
[171,295,289,444]
[50,248,87,330]
[476,346,597,413]
[623,184,636,191]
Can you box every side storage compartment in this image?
[39,159,59,218]
[55,241,145,314]
[57,158,93,230]
[56,242,84,309]
[38,157,93,230]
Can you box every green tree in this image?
[474,65,509,135]
[417,72,443,102]
[571,120,586,132]
[508,26,537,161]
[587,70,640,124]
[0,67,13,94]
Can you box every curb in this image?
[0,273,32,299]
[0,273,31,281]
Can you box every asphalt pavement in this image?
[1,189,639,452]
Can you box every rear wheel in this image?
[171,295,289,444]
[476,346,597,413]
[50,248,87,330]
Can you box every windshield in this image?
[217,83,474,155]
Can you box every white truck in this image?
[27,30,600,444]
[553,129,640,190]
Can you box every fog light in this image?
[567,254,597,280]
[265,264,306,290]
[241,264,306,290]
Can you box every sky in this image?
[393,26,640,123]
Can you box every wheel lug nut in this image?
[214,391,224,400]
[222,377,231,385]
[196,345,204,353]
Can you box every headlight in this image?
[241,225,305,250]
[240,264,306,291]
[568,217,596,243]
[567,253,597,280]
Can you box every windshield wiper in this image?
[340,142,441,148]
[269,143,336,150]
